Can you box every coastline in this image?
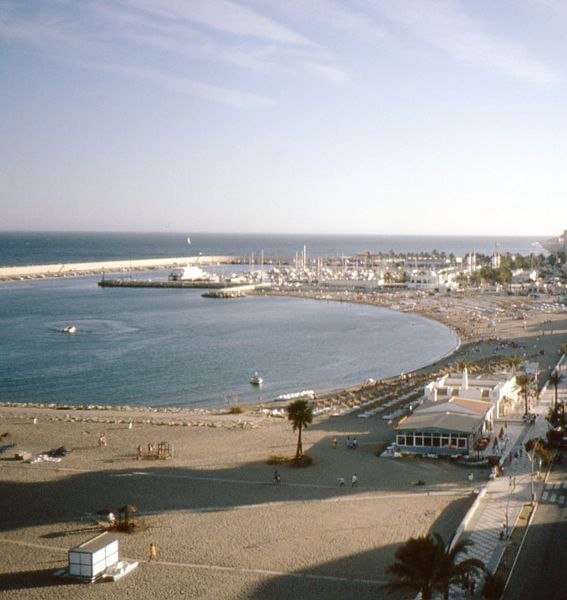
[2,285,565,416]
[2,286,566,599]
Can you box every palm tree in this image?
[286,398,313,460]
[515,372,533,416]
[435,535,485,600]
[548,371,563,411]
[382,534,440,600]
[505,355,523,374]
[382,533,484,600]
[482,572,505,599]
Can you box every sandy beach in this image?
[1,290,566,599]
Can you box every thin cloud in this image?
[97,62,275,108]
[368,0,562,86]
[125,0,316,46]
[262,0,390,43]
[0,0,347,105]
[302,61,347,84]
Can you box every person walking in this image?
[149,543,158,561]
[351,473,358,487]
[274,470,281,484]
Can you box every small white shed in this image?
[68,533,119,581]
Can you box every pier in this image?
[98,279,230,289]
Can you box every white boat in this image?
[63,325,77,334]
[169,265,208,281]
[250,372,263,385]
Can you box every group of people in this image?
[274,469,359,488]
[345,436,358,449]
[337,473,358,487]
[331,435,359,449]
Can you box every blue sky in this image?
[1,0,566,235]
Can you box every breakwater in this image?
[0,255,238,281]
[98,279,230,289]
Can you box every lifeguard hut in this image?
[67,533,119,582]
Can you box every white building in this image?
[424,368,521,418]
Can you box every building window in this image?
[414,434,423,446]
[423,433,432,447]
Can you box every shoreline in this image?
[2,288,566,599]
[2,286,565,417]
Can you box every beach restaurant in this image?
[394,397,494,456]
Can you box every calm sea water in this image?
[0,231,540,409]
[0,275,458,408]
[0,231,546,266]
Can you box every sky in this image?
[1,0,566,236]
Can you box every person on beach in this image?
[274,470,281,484]
[149,543,158,561]
[331,437,337,448]
[351,473,358,487]
[337,477,345,487]
[136,445,143,460]
[98,433,107,448]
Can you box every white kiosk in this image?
[68,533,119,582]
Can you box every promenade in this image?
[449,356,566,599]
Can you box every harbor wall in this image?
[0,256,238,280]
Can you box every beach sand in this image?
[1,291,566,599]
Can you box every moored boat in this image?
[250,372,263,385]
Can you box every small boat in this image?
[250,372,263,385]
[63,325,77,334]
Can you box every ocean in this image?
[0,232,542,409]
[0,231,545,266]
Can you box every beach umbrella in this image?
[119,504,138,526]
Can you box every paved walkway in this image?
[449,356,567,599]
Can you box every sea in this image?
[0,232,545,409]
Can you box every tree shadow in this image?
[246,495,475,600]
[0,418,483,534]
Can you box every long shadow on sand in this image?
[0,568,79,591]
[246,495,474,600]
[0,449,478,535]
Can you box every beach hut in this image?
[68,532,119,581]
